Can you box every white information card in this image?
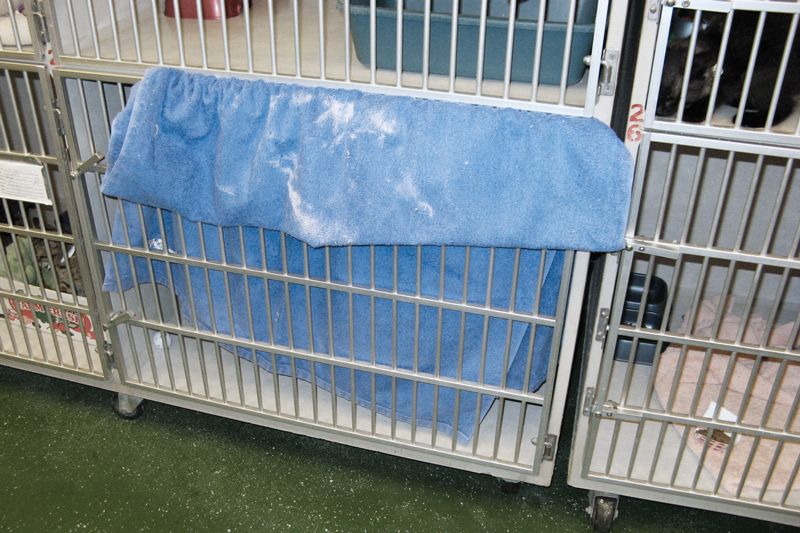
[0,159,52,205]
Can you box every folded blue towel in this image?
[101,68,631,440]
[102,68,632,251]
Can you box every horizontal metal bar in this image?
[0,150,58,165]
[729,0,800,15]
[679,0,732,13]
[606,404,800,443]
[647,126,800,152]
[618,325,800,362]
[53,61,589,115]
[117,378,544,479]
[0,224,75,244]
[0,51,36,62]
[0,352,107,383]
[626,239,800,270]
[119,315,547,405]
[0,287,89,313]
[55,66,142,85]
[583,474,800,518]
[0,60,43,73]
[94,241,555,326]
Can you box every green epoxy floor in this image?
[1,366,797,532]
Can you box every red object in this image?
[164,0,243,20]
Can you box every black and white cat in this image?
[656,10,800,127]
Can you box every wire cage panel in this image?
[580,134,800,521]
[57,68,589,483]
[48,0,610,115]
[646,1,800,148]
[0,64,105,378]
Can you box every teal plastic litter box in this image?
[339,0,599,85]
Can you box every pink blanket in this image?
[654,297,799,497]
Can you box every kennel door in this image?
[0,61,107,381]
[571,133,800,527]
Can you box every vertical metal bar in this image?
[324,247,337,425]
[194,0,208,69]
[67,0,81,57]
[302,244,318,422]
[292,0,302,77]
[106,0,122,61]
[243,0,253,73]
[346,247,355,424]
[653,144,679,242]
[421,0,431,90]
[150,0,164,64]
[343,0,351,82]
[470,391,482,455]
[761,160,795,256]
[267,0,277,74]
[447,0,459,93]
[318,0,326,79]
[679,148,707,244]
[675,10,702,123]
[478,248,495,384]
[733,11,766,130]
[396,0,405,88]
[128,0,143,63]
[474,0,488,95]
[279,234,300,417]
[21,71,45,154]
[702,11,733,125]
[530,252,573,474]
[557,0,577,105]
[734,435,762,499]
[779,451,800,507]
[369,0,377,83]
[502,0,518,99]
[171,0,187,67]
[513,325,537,457]
[0,75,10,149]
[220,0,231,71]
[733,155,765,252]
[4,71,29,153]
[86,0,102,58]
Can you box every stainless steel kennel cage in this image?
[570,0,800,529]
[2,0,798,530]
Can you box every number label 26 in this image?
[626,104,644,143]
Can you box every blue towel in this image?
[101,68,631,440]
[102,68,632,251]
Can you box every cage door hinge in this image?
[587,50,619,97]
[102,341,116,369]
[647,1,661,20]
[532,434,557,462]
[598,49,619,97]
[50,99,71,160]
[29,0,52,52]
[582,388,620,419]
[595,307,610,343]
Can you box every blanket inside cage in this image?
[100,68,631,440]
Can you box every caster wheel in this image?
[591,495,618,533]
[112,394,144,420]
[499,480,521,494]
